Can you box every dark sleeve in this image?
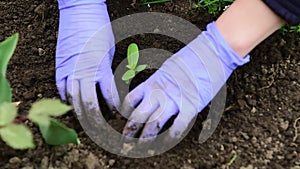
[263,0,300,25]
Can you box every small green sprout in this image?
[0,34,80,149]
[122,43,147,84]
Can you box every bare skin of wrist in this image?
[216,0,285,58]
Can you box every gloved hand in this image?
[121,22,250,140]
[56,0,120,117]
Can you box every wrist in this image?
[58,0,106,10]
[215,0,284,57]
[202,22,250,70]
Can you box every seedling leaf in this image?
[135,64,147,72]
[127,43,139,69]
[39,118,80,145]
[0,102,17,126]
[0,124,34,149]
[28,99,72,126]
[0,34,19,103]
[122,70,135,81]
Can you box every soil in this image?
[0,0,299,169]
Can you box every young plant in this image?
[281,24,300,33]
[122,43,147,84]
[0,34,80,149]
[190,0,234,16]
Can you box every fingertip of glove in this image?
[56,81,67,101]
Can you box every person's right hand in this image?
[121,22,250,141]
[56,0,120,118]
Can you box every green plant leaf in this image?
[122,70,135,81]
[39,118,80,146]
[0,124,34,149]
[28,99,72,127]
[127,43,139,69]
[135,64,147,72]
[0,102,17,126]
[0,34,19,103]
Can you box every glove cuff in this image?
[202,22,250,70]
[58,0,106,10]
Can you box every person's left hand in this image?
[56,0,120,120]
[121,22,250,141]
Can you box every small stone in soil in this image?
[9,157,21,164]
[85,153,100,169]
[108,159,116,166]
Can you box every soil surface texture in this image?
[0,0,299,169]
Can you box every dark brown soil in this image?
[0,0,299,169]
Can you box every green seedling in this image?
[281,24,300,33]
[122,43,147,84]
[191,0,234,16]
[0,34,80,149]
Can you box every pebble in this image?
[240,164,253,169]
[291,167,300,169]
[266,150,273,159]
[240,132,250,140]
[108,159,116,166]
[21,167,34,169]
[69,149,79,162]
[54,145,68,156]
[277,155,284,160]
[220,144,224,151]
[38,48,45,56]
[230,136,238,142]
[180,164,195,169]
[279,120,289,130]
[22,157,29,163]
[85,153,100,169]
[251,107,257,113]
[9,157,21,164]
[273,163,285,169]
[23,91,35,99]
[40,156,49,169]
[266,137,272,143]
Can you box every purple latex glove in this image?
[56,0,120,116]
[122,22,250,140]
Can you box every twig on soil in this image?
[258,64,277,91]
[292,117,300,142]
[258,76,275,91]
[225,152,238,168]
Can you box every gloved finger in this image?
[66,78,82,116]
[99,71,121,111]
[167,109,197,139]
[80,79,107,124]
[122,95,159,138]
[139,101,178,142]
[56,79,67,101]
[120,83,145,118]
[67,78,107,126]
